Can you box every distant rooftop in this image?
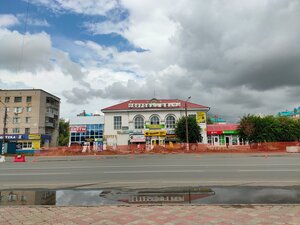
[102,99,209,111]
[0,88,60,100]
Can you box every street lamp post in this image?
[0,100,8,156]
[185,96,191,152]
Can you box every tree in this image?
[175,116,202,143]
[58,119,70,146]
[239,114,300,143]
[207,116,213,124]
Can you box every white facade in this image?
[102,100,209,147]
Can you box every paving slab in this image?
[0,205,300,225]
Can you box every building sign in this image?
[130,135,146,142]
[223,130,239,135]
[94,138,103,142]
[28,134,41,140]
[0,134,24,140]
[129,195,184,203]
[70,126,87,133]
[207,131,223,135]
[197,112,206,123]
[128,102,181,108]
[166,130,176,135]
[145,124,165,129]
[144,130,167,137]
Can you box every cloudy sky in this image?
[1,0,300,122]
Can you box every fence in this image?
[32,142,299,156]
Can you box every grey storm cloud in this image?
[62,0,300,121]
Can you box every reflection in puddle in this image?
[0,190,56,205]
[1,186,300,206]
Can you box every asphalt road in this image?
[0,153,300,189]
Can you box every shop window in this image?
[165,115,176,128]
[134,116,144,129]
[114,116,122,130]
[150,115,160,125]
[14,96,22,103]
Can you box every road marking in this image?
[238,169,300,172]
[1,164,300,170]
[103,170,204,174]
[0,172,71,176]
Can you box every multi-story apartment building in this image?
[0,89,60,150]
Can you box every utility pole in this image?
[185,96,191,152]
[0,100,8,156]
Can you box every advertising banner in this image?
[70,126,87,133]
[197,112,206,123]
[144,130,167,137]
[130,135,146,142]
[145,124,165,129]
[28,134,41,140]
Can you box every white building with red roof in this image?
[101,98,210,148]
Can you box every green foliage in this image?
[175,116,202,143]
[58,119,70,146]
[207,116,213,124]
[238,114,300,143]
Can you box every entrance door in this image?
[225,136,230,147]
[213,136,219,146]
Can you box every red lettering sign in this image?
[70,126,87,133]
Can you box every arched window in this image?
[150,115,160,125]
[134,116,144,129]
[165,115,176,128]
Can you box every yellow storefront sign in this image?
[28,134,41,140]
[144,130,167,137]
[197,112,206,123]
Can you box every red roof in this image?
[102,99,209,111]
[207,124,239,132]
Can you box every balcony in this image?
[45,122,54,128]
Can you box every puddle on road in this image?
[1,186,300,206]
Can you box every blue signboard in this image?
[0,134,25,140]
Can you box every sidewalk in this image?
[1,205,300,225]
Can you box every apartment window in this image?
[13,128,20,133]
[25,128,30,134]
[14,107,22,113]
[4,128,8,133]
[26,96,32,102]
[14,96,22,102]
[25,117,31,123]
[114,116,122,130]
[26,107,32,112]
[13,117,21,124]
[4,97,10,103]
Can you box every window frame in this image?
[134,116,144,129]
[114,116,122,130]
[26,96,32,102]
[14,96,22,103]
[165,115,176,129]
[150,115,160,125]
